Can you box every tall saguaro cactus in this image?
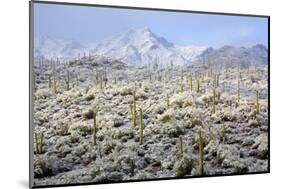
[189,74,193,92]
[166,94,170,109]
[221,123,226,144]
[139,108,144,145]
[130,91,137,128]
[130,158,135,177]
[64,69,70,91]
[34,131,43,154]
[198,130,204,176]
[93,110,97,145]
[53,75,57,94]
[48,75,52,89]
[256,90,260,115]
[212,88,216,114]
[179,135,184,159]
[196,77,200,93]
[216,73,220,87]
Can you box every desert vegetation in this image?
[32,53,268,186]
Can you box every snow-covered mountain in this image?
[34,27,207,65]
[198,44,268,66]
[34,27,268,66]
[34,35,89,61]
[92,27,207,65]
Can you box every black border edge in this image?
[267,16,270,173]
[29,0,270,188]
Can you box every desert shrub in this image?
[174,155,194,177]
[83,109,94,119]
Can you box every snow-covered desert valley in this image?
[32,28,268,186]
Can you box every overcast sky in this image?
[34,2,268,48]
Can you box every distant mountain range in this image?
[198,44,268,66]
[34,27,268,65]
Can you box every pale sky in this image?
[34,2,268,48]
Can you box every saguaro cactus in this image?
[64,69,70,91]
[34,131,43,154]
[130,91,137,128]
[76,74,79,87]
[53,75,57,94]
[256,90,260,115]
[93,110,97,145]
[139,108,144,145]
[196,77,200,93]
[189,74,193,92]
[198,129,204,176]
[212,88,216,114]
[166,94,170,109]
[130,158,135,177]
[179,135,184,159]
[237,65,240,105]
[216,73,220,87]
[180,82,184,93]
[221,123,226,144]
[48,75,52,89]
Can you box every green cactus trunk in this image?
[189,74,193,92]
[130,158,135,177]
[76,74,79,87]
[198,130,204,176]
[48,75,52,89]
[180,82,183,93]
[130,91,137,128]
[139,108,144,145]
[212,88,216,114]
[64,70,70,91]
[179,135,184,159]
[34,132,43,154]
[216,74,220,87]
[256,90,260,115]
[93,111,97,145]
[166,94,170,109]
[221,123,226,144]
[196,77,200,93]
[53,76,57,94]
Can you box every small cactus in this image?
[198,129,204,176]
[179,135,184,159]
[189,74,193,92]
[221,123,226,144]
[212,88,216,114]
[130,91,137,128]
[76,74,79,87]
[256,90,260,115]
[53,75,57,94]
[196,77,200,93]
[34,131,43,154]
[139,108,144,145]
[130,158,135,177]
[216,73,220,87]
[166,94,170,109]
[180,82,183,93]
[93,110,97,145]
[64,69,70,91]
[48,75,52,89]
[237,65,240,106]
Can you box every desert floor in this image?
[32,57,268,186]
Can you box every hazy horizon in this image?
[34,3,268,48]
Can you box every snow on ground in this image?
[32,56,268,187]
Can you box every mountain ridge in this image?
[34,27,268,65]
